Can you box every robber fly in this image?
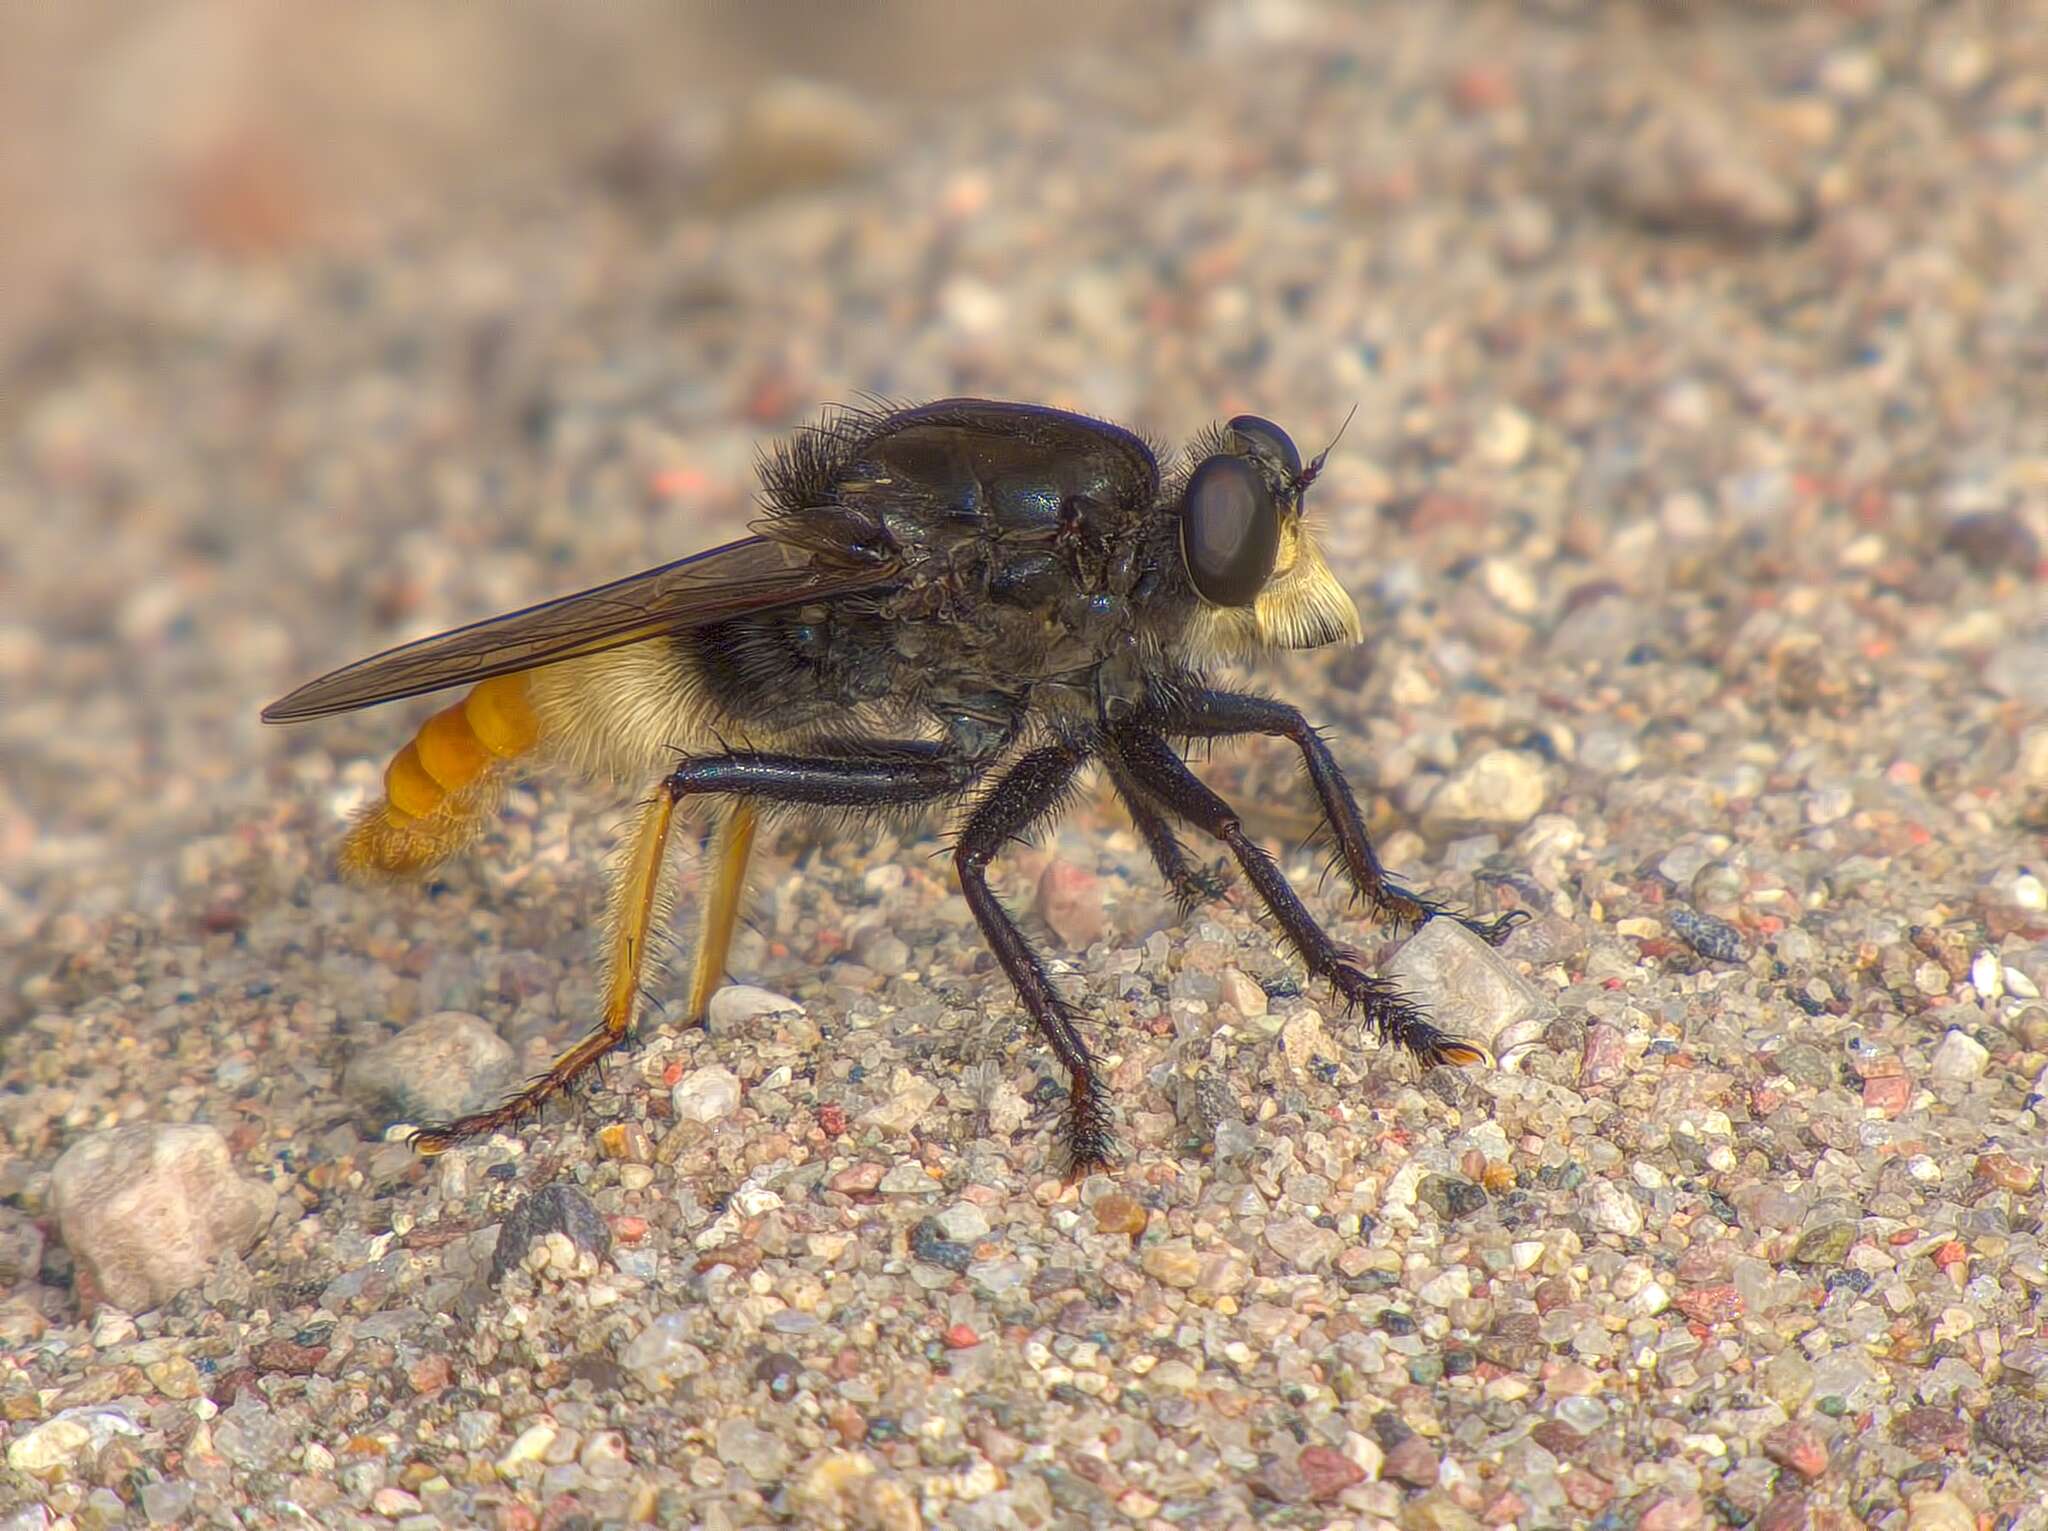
[265,400,1521,1173]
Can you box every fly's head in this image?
[1176,413,1363,667]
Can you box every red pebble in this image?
[1862,1074,1911,1116]
[1672,1285,1743,1325]
[1762,1421,1829,1480]
[1298,1445,1365,1502]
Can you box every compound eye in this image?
[1226,414,1302,481]
[1181,455,1280,607]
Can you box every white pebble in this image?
[1971,951,2004,1000]
[1928,1030,1990,1085]
[708,985,803,1028]
[1585,1179,1644,1237]
[51,1124,278,1312]
[671,1065,743,1124]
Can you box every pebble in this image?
[1978,1392,2048,1460]
[1761,1421,1828,1480]
[0,1209,43,1286]
[1672,1284,1741,1325]
[1092,1192,1147,1237]
[1265,1216,1340,1272]
[933,1201,991,1244]
[621,1313,708,1389]
[1670,906,1744,964]
[716,1417,790,1483]
[670,1063,743,1124]
[1904,1491,1976,1531]
[1474,407,1534,470]
[1791,1221,1857,1266]
[707,984,803,1028]
[861,1071,941,1136]
[1194,1252,1250,1300]
[1927,1029,1989,1085]
[1583,1179,1644,1237]
[50,1124,277,1311]
[1420,749,1547,838]
[343,1011,516,1124]
[1217,967,1267,1019]
[1381,1434,1442,1488]
[496,1423,556,1475]
[1142,1239,1201,1289]
[1296,1444,1364,1501]
[6,1415,95,1477]
[1382,919,1558,1052]
[2019,726,2048,789]
[488,1183,610,1286]
[1034,858,1105,949]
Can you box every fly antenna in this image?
[1297,402,1359,494]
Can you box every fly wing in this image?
[262,535,895,722]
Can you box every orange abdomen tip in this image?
[383,741,444,820]
[344,674,542,880]
[417,703,491,791]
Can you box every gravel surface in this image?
[5,4,2048,1528]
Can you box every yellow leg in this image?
[684,803,759,1024]
[412,784,679,1153]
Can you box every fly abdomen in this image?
[340,673,541,878]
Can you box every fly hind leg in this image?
[685,803,760,1027]
[413,741,986,1152]
[412,783,683,1152]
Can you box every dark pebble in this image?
[1979,1391,2048,1460]
[489,1182,611,1286]
[1943,512,2040,575]
[909,1217,973,1273]
[1372,1409,1417,1447]
[1417,1174,1489,1220]
[1671,906,1745,963]
[754,1352,802,1401]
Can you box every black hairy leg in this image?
[412,740,988,1152]
[1103,752,1232,914]
[952,741,1116,1176]
[1108,724,1492,1069]
[1150,688,1525,945]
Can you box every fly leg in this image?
[685,803,759,1027]
[1103,753,1231,915]
[952,742,1116,1176]
[1109,724,1492,1069]
[411,742,985,1152]
[413,782,684,1152]
[1150,689,1524,945]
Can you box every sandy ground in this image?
[4,3,2048,1528]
